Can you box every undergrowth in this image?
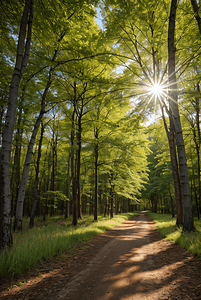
[146,212,201,258]
[0,212,139,281]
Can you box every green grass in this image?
[0,212,139,281]
[146,212,201,258]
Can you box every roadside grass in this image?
[146,212,201,258]
[0,212,139,281]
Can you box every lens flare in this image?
[151,83,163,96]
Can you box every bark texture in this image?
[161,106,183,226]
[77,115,82,219]
[94,128,99,221]
[0,0,33,250]
[71,102,77,226]
[168,0,195,231]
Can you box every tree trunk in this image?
[161,106,183,226]
[194,83,201,214]
[190,142,200,219]
[116,195,119,214]
[168,0,195,231]
[65,152,71,219]
[29,122,44,228]
[77,115,82,219]
[71,104,77,226]
[94,128,99,221]
[11,105,22,217]
[169,184,175,218]
[50,130,56,217]
[0,0,33,250]
[110,189,113,218]
[109,173,114,218]
[0,105,6,146]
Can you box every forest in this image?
[0,0,201,255]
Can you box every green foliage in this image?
[2,0,201,251]
[42,190,69,204]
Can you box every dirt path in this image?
[1,213,201,300]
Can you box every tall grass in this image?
[0,212,139,281]
[146,212,201,258]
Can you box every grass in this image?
[146,211,201,258]
[0,212,139,281]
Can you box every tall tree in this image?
[168,0,194,231]
[0,0,34,250]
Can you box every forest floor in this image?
[1,213,201,300]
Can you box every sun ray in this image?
[131,68,182,124]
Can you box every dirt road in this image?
[57,213,201,300]
[1,213,201,300]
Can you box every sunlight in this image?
[139,75,173,113]
[146,79,168,100]
[131,71,180,127]
[150,83,163,96]
[135,76,170,127]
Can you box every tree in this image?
[161,106,183,225]
[0,0,33,250]
[168,0,194,231]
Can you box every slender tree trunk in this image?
[77,115,82,219]
[169,184,175,218]
[190,142,200,219]
[109,173,114,218]
[116,195,119,214]
[11,106,22,217]
[0,105,6,146]
[29,122,44,228]
[94,128,99,221]
[161,106,183,226]
[103,180,107,217]
[168,0,195,231]
[65,152,71,219]
[50,132,55,217]
[110,189,113,218]
[194,84,201,214]
[71,104,77,226]
[192,125,200,216]
[0,0,33,250]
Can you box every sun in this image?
[147,81,166,99]
[136,76,171,115]
[145,78,169,105]
[151,83,163,96]
[135,74,171,111]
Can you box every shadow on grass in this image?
[0,213,140,282]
